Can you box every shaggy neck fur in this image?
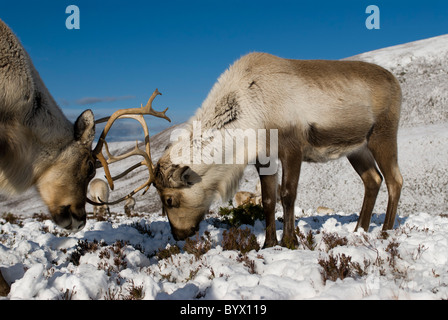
[160,55,278,202]
[0,19,74,194]
[192,163,247,203]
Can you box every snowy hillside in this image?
[1,35,448,300]
[346,34,448,128]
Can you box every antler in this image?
[90,89,170,205]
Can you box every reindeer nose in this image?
[66,215,86,232]
[76,218,86,230]
[51,206,86,232]
[71,208,87,232]
[52,205,72,229]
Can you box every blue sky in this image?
[1,0,447,139]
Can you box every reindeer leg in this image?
[0,270,10,296]
[279,152,301,249]
[348,147,383,232]
[257,167,278,248]
[368,133,403,231]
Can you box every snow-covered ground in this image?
[1,35,448,300]
[1,208,448,300]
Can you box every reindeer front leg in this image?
[257,169,278,248]
[279,150,301,249]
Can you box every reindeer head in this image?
[39,89,170,232]
[37,109,96,232]
[153,162,211,240]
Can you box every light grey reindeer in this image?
[124,196,136,215]
[0,19,171,296]
[89,179,110,216]
[154,52,403,247]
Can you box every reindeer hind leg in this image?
[348,147,383,232]
[368,132,403,231]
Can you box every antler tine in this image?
[141,89,171,122]
[92,167,156,206]
[111,162,143,181]
[95,146,114,189]
[86,197,104,206]
[104,140,149,165]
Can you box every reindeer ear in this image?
[74,109,95,146]
[171,166,201,187]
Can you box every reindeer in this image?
[89,179,110,216]
[0,19,96,232]
[234,181,280,206]
[124,196,136,215]
[153,52,403,247]
[0,19,171,295]
[234,191,260,207]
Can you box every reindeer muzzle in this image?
[51,205,86,232]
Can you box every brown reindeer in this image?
[153,52,403,247]
[0,19,170,295]
[234,191,260,206]
[234,181,281,207]
[89,179,111,216]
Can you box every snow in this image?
[1,209,448,300]
[346,34,448,70]
[1,35,448,300]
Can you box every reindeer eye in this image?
[164,196,180,208]
[87,160,95,178]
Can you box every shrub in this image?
[124,279,144,300]
[98,240,129,274]
[130,222,152,237]
[222,227,260,254]
[295,227,317,251]
[321,231,348,252]
[1,212,20,226]
[184,231,214,260]
[219,203,264,227]
[318,253,373,284]
[318,253,353,283]
[156,244,181,260]
[69,239,106,266]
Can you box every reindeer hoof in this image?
[281,235,299,249]
[263,238,278,248]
